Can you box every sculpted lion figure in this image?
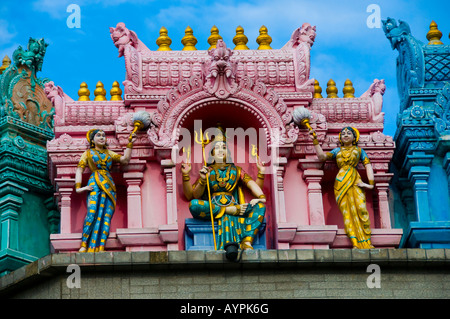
[109,22,147,57]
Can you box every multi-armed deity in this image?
[180,125,266,256]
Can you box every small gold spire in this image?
[94,81,107,101]
[233,26,249,50]
[343,79,355,98]
[256,25,272,50]
[326,79,338,98]
[181,26,197,51]
[207,25,223,50]
[110,81,123,101]
[426,20,443,45]
[0,55,11,75]
[78,82,90,101]
[314,80,323,98]
[156,26,172,51]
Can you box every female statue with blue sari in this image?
[310,126,375,249]
[181,128,266,251]
[75,129,136,252]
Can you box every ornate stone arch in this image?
[148,74,295,149]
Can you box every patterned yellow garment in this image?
[327,146,374,249]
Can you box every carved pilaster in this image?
[0,181,28,250]
[408,166,431,222]
[373,172,394,228]
[54,178,75,234]
[123,171,144,228]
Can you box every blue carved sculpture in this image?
[383,18,450,248]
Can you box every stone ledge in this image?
[0,248,449,296]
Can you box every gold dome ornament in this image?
[426,20,443,45]
[208,25,223,50]
[313,80,323,98]
[256,25,272,50]
[326,79,338,98]
[78,82,90,101]
[181,26,197,51]
[0,55,11,74]
[110,81,123,101]
[343,79,355,98]
[233,26,249,50]
[94,81,107,101]
[156,26,172,51]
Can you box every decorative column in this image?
[123,171,144,228]
[273,156,288,223]
[373,172,394,228]
[408,166,431,222]
[160,159,179,250]
[302,169,325,225]
[0,181,28,251]
[54,178,75,234]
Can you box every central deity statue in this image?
[181,126,266,251]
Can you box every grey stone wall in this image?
[1,249,449,300]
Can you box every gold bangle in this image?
[312,138,319,145]
[199,178,207,186]
[182,175,190,182]
[257,173,265,179]
[126,142,133,149]
[369,180,375,186]
[258,194,266,199]
[75,183,81,189]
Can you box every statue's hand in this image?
[256,157,266,174]
[239,203,249,215]
[128,133,137,144]
[357,182,374,190]
[180,162,191,175]
[250,198,266,207]
[199,166,209,181]
[76,185,93,194]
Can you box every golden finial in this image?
[426,20,443,45]
[207,25,223,50]
[94,81,107,101]
[326,79,338,98]
[233,26,249,50]
[256,25,272,50]
[0,55,11,75]
[181,26,197,51]
[156,26,172,51]
[78,82,90,101]
[314,80,323,98]
[110,81,123,101]
[343,79,355,98]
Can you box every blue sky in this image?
[1,0,450,137]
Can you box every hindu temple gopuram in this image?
[0,19,449,300]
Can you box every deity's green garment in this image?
[189,164,266,250]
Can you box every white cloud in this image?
[0,19,17,46]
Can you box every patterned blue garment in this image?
[78,148,121,252]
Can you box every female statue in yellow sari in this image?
[310,127,375,249]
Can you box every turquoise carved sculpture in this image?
[0,38,56,276]
[383,18,450,248]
